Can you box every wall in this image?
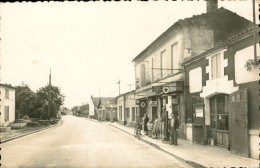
[135,32,184,85]
[183,28,214,59]
[0,87,15,127]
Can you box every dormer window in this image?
[211,53,221,79]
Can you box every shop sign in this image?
[195,107,204,117]
[162,86,170,94]
[172,98,178,104]
[150,101,157,106]
[140,101,146,108]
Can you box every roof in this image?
[183,27,259,65]
[132,7,254,62]
[115,90,135,99]
[0,83,15,89]
[91,96,117,108]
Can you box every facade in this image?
[0,84,15,127]
[132,6,253,139]
[91,96,117,121]
[183,28,259,159]
[116,91,136,127]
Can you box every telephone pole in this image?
[48,69,52,119]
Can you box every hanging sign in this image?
[162,86,170,94]
[195,107,204,117]
[140,102,146,108]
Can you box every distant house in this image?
[78,104,89,117]
[116,91,136,127]
[0,84,15,127]
[91,96,117,121]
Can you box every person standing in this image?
[142,113,149,135]
[170,112,180,145]
[161,107,168,142]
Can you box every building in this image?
[183,27,259,159]
[0,84,15,127]
[132,2,254,140]
[116,91,136,127]
[91,96,117,121]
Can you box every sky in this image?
[0,1,258,108]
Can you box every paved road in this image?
[1,115,191,168]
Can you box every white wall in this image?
[235,45,259,84]
[189,67,202,93]
[0,86,15,126]
[135,32,183,83]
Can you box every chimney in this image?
[207,0,218,13]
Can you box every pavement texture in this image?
[1,120,62,143]
[1,115,193,168]
[107,121,259,168]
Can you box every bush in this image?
[22,115,29,120]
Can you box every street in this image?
[1,115,191,168]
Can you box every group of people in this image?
[135,109,180,145]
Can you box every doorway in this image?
[209,94,229,148]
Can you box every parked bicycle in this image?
[134,120,142,139]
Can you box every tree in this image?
[36,85,65,119]
[15,83,36,119]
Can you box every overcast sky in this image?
[0,1,258,108]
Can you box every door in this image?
[229,88,249,157]
[192,96,205,145]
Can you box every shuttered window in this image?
[5,89,9,99]
[4,106,9,121]
[132,107,135,121]
[211,53,221,79]
[140,64,146,86]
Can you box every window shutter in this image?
[140,64,146,86]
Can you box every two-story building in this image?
[0,84,15,127]
[132,3,253,139]
[116,91,136,127]
[183,27,259,159]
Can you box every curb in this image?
[1,120,63,144]
[108,123,206,168]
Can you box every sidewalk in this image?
[107,122,259,168]
[0,119,63,143]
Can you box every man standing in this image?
[170,112,180,145]
[142,113,149,135]
[161,107,168,142]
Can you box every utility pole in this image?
[252,0,257,61]
[117,80,121,95]
[48,68,52,120]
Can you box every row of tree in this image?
[15,83,65,120]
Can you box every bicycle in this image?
[134,122,142,139]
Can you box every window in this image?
[5,89,9,99]
[211,53,221,79]
[4,106,9,121]
[132,107,135,121]
[119,106,122,120]
[160,50,167,78]
[171,43,178,74]
[125,108,130,119]
[140,64,146,86]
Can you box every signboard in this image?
[152,86,161,93]
[140,102,146,108]
[195,107,204,117]
[162,86,170,94]
[150,101,157,106]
